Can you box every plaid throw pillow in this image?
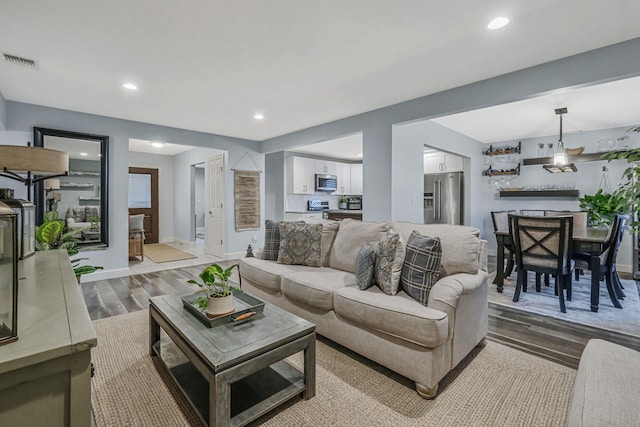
[400,231,442,305]
[263,220,282,261]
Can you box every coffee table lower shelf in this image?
[152,341,306,425]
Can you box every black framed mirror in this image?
[33,127,109,247]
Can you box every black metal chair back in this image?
[491,210,516,233]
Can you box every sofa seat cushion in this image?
[333,286,448,348]
[281,270,356,311]
[391,222,480,277]
[239,258,319,292]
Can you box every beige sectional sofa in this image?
[239,219,489,398]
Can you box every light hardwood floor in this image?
[81,262,640,369]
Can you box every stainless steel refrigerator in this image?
[424,172,463,225]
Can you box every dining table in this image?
[494,227,614,313]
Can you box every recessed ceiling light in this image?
[80,152,88,156]
[123,82,138,90]
[150,142,164,148]
[254,113,264,120]
[487,17,509,30]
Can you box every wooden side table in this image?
[129,229,145,261]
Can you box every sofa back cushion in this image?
[391,222,480,277]
[328,219,390,273]
[66,207,87,222]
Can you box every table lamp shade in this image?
[44,178,60,190]
[0,146,68,175]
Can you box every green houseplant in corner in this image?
[188,263,239,317]
[578,189,626,227]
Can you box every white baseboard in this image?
[160,237,174,244]
[79,267,131,283]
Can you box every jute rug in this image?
[144,244,197,263]
[92,310,575,426]
[488,270,640,338]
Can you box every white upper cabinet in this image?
[314,159,337,175]
[424,152,464,173]
[286,156,315,194]
[334,162,351,195]
[350,163,363,195]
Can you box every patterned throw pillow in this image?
[400,231,442,305]
[277,222,323,266]
[355,243,376,290]
[263,220,282,261]
[375,231,405,295]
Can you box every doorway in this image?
[191,163,206,245]
[206,154,225,257]
[128,167,159,244]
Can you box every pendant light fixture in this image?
[543,107,577,173]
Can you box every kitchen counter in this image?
[326,209,362,214]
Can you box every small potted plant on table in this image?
[88,216,100,231]
[188,263,239,318]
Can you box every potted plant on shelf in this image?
[188,263,239,318]
[339,197,348,210]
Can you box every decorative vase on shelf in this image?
[205,293,235,318]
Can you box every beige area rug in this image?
[92,310,575,427]
[144,243,197,263]
[488,270,640,338]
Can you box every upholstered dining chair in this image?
[509,214,574,313]
[544,210,590,280]
[573,213,629,309]
[491,210,517,277]
[520,209,545,217]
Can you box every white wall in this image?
[194,166,205,228]
[392,120,485,228]
[129,151,175,243]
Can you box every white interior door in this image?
[206,154,224,257]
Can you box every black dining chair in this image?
[491,210,516,277]
[509,214,574,313]
[544,210,590,280]
[573,213,629,309]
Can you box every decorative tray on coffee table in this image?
[181,291,265,328]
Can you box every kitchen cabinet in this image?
[334,163,351,195]
[314,159,336,175]
[424,152,463,174]
[350,164,363,195]
[286,156,315,194]
[285,212,324,221]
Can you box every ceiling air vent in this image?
[3,53,39,69]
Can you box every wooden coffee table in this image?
[149,294,316,427]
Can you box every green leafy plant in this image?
[36,211,103,278]
[188,263,239,308]
[36,211,83,255]
[602,126,640,230]
[578,189,627,227]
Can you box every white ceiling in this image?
[1,1,640,141]
[128,138,195,156]
[289,133,363,161]
[431,75,640,144]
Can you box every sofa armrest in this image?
[427,270,488,338]
[66,217,77,226]
[254,248,264,260]
[478,239,488,272]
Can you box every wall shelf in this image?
[499,190,579,198]
[60,183,93,189]
[482,164,520,177]
[69,170,100,177]
[522,151,621,166]
[483,141,521,156]
[78,196,100,201]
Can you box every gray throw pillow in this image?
[375,231,405,295]
[355,243,376,290]
[401,231,442,305]
[277,222,323,267]
[263,220,281,261]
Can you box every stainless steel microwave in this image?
[315,174,337,192]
